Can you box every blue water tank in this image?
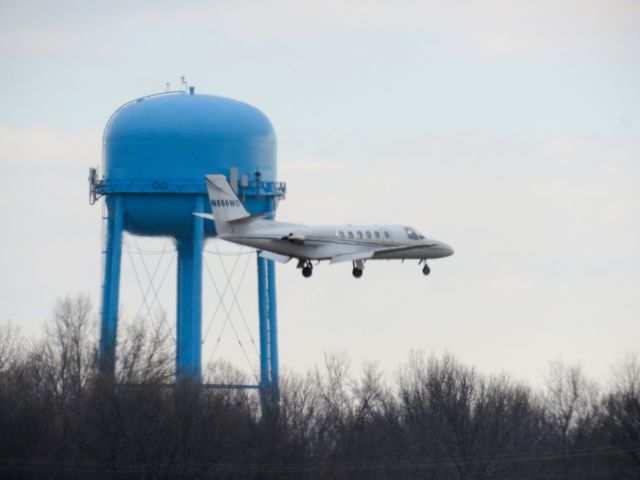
[103,91,277,237]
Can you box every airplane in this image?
[195,174,454,278]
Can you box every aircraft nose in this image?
[440,242,454,257]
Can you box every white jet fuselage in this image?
[202,174,453,277]
[221,220,453,262]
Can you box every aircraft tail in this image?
[205,174,251,234]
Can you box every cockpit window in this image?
[404,226,423,240]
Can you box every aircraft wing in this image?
[330,251,375,264]
[258,250,292,264]
[330,243,439,264]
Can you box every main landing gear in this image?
[298,259,313,278]
[352,260,364,278]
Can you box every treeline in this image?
[0,295,638,479]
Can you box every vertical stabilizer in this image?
[205,174,250,234]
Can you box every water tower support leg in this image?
[267,260,279,403]
[176,196,204,382]
[99,195,123,377]
[257,255,279,411]
[257,256,270,398]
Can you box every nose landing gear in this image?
[352,259,364,278]
[419,259,430,276]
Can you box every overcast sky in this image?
[1,0,639,386]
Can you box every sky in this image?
[0,0,639,387]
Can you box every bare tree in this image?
[315,351,353,453]
[278,370,319,458]
[43,294,96,401]
[398,352,547,480]
[611,354,640,398]
[0,322,20,372]
[601,354,640,470]
[543,360,600,451]
[117,311,174,384]
[2,295,640,480]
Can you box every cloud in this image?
[280,160,349,174]
[0,126,102,335]
[1,0,638,60]
[274,129,640,381]
[0,126,101,169]
[0,121,638,382]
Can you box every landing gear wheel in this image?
[422,264,431,276]
[352,267,363,278]
[302,266,313,278]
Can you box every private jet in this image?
[196,174,454,278]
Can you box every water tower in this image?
[89,86,285,404]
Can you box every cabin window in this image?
[374,231,380,239]
[348,231,354,239]
[366,231,372,239]
[357,231,363,239]
[384,231,390,239]
[338,231,345,239]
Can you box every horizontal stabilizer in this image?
[330,251,374,264]
[258,250,291,264]
[193,212,215,221]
